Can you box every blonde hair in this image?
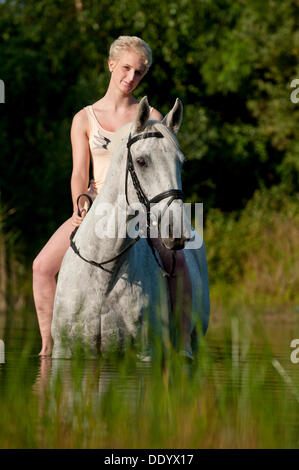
[109,36,152,74]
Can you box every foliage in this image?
[0,0,298,256]
[0,200,29,313]
[205,184,299,310]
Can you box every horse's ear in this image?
[162,98,183,134]
[131,96,150,134]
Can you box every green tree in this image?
[0,0,298,257]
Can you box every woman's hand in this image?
[71,208,87,227]
[87,178,98,202]
[71,183,96,228]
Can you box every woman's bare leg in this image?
[32,217,75,356]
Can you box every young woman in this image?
[33,36,192,357]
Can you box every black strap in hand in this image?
[76,193,93,217]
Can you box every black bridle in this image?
[70,130,184,277]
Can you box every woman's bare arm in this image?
[70,109,90,213]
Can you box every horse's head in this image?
[125,96,191,250]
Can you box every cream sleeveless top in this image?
[84,104,154,194]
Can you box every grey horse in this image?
[51,97,210,358]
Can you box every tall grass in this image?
[205,185,299,314]
[0,307,298,449]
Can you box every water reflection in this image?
[32,355,154,406]
[1,315,298,426]
[1,324,298,400]
[0,316,298,449]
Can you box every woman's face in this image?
[108,49,146,94]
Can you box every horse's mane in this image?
[107,120,185,163]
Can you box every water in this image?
[0,309,298,448]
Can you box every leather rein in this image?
[70,130,184,277]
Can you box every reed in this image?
[0,303,298,449]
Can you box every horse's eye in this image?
[136,157,147,167]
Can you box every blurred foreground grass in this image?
[0,308,298,449]
[0,184,298,448]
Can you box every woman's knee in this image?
[32,219,73,278]
[32,254,57,278]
